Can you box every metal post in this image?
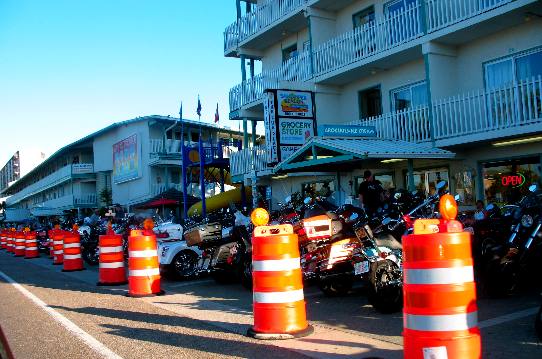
[199,138,206,218]
[243,119,249,149]
[408,159,415,192]
[250,59,255,79]
[181,118,188,219]
[235,0,241,19]
[220,168,225,193]
[251,120,257,147]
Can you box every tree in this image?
[99,188,112,207]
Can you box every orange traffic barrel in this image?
[13,231,26,257]
[48,229,54,258]
[248,223,313,339]
[98,230,127,286]
[62,228,84,272]
[24,231,39,259]
[6,229,14,253]
[52,230,65,265]
[127,225,163,297]
[403,195,481,359]
[0,230,7,250]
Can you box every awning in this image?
[274,137,455,172]
[30,207,63,217]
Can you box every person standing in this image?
[358,170,384,215]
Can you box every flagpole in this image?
[179,102,188,220]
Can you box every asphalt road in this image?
[1,250,541,359]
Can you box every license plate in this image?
[354,261,370,275]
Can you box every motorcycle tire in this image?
[82,249,99,266]
[484,258,518,297]
[367,260,403,314]
[239,256,253,290]
[171,250,198,280]
[535,305,542,341]
[317,277,353,297]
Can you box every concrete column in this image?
[251,120,257,147]
[243,119,249,149]
[408,159,415,192]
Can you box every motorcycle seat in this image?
[375,234,402,250]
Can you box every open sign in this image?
[501,173,526,188]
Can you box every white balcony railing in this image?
[149,139,182,155]
[426,0,514,33]
[313,2,423,77]
[231,145,268,178]
[37,195,74,209]
[151,183,182,197]
[229,51,312,111]
[224,0,307,53]
[74,193,97,205]
[434,75,542,140]
[348,106,431,143]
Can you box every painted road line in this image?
[478,307,539,329]
[0,270,123,359]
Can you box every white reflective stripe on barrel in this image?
[404,311,478,332]
[129,268,160,277]
[404,266,474,285]
[129,250,157,258]
[26,248,38,251]
[15,246,26,250]
[54,250,63,254]
[253,258,301,272]
[53,241,63,245]
[64,254,82,260]
[64,243,81,248]
[26,240,37,243]
[100,262,125,269]
[100,246,123,253]
[253,289,304,304]
[15,239,25,243]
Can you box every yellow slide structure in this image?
[188,186,252,217]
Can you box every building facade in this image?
[226,0,542,208]
[1,116,246,219]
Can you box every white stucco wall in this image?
[262,28,310,71]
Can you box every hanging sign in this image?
[318,125,377,138]
[279,118,315,145]
[263,91,279,163]
[277,90,314,118]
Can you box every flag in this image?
[214,103,219,123]
[179,102,183,120]
[196,96,202,117]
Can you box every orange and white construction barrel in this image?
[248,222,313,339]
[62,228,84,272]
[98,229,127,286]
[52,230,65,265]
[6,229,15,253]
[0,230,7,250]
[127,223,163,297]
[13,231,26,257]
[402,195,481,359]
[24,231,39,259]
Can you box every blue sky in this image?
[0,0,245,165]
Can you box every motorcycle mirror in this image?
[304,197,311,205]
[394,193,402,200]
[436,181,446,190]
[529,184,537,192]
[382,217,392,225]
[486,203,494,211]
[411,190,418,196]
[284,195,292,203]
[454,194,462,202]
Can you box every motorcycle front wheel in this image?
[171,250,199,280]
[367,260,403,314]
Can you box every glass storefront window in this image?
[302,180,336,199]
[483,157,541,205]
[405,169,449,196]
[355,174,395,192]
[454,169,475,205]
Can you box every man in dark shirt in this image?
[358,170,384,215]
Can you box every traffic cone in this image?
[403,195,481,359]
[127,219,164,297]
[98,225,127,286]
[248,219,313,339]
[13,230,27,257]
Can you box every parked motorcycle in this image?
[484,184,542,296]
[79,221,105,266]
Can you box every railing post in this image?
[418,0,428,34]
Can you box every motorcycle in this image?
[484,184,542,296]
[79,221,105,266]
[180,208,253,286]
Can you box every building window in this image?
[390,81,428,111]
[483,157,541,205]
[282,44,298,63]
[384,0,418,15]
[405,168,449,197]
[355,173,395,193]
[353,6,375,29]
[485,48,542,89]
[301,180,335,199]
[358,86,382,119]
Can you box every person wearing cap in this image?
[358,170,384,215]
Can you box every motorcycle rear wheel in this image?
[171,250,198,280]
[368,260,402,313]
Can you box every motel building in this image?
[1,116,246,221]
[225,0,542,209]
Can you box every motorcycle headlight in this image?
[161,246,170,257]
[521,214,534,228]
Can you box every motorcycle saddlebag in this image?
[185,222,223,247]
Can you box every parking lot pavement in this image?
[1,251,542,358]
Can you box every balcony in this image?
[229,51,312,111]
[230,145,269,180]
[151,183,182,197]
[223,0,308,56]
[6,163,95,206]
[348,76,542,147]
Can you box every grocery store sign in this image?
[501,173,526,188]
